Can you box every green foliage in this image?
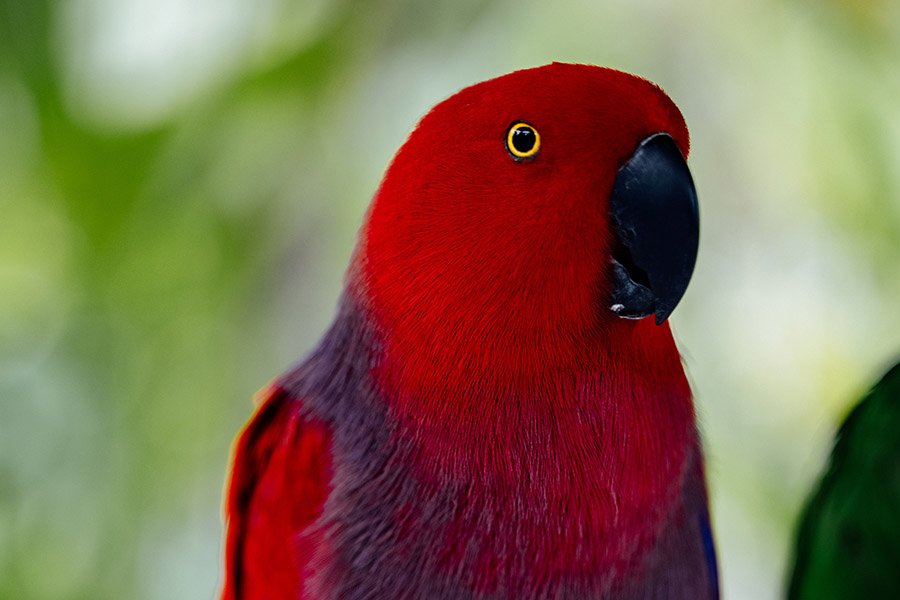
[788,362,900,599]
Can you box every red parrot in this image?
[221,63,717,599]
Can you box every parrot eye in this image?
[506,122,540,160]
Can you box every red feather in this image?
[221,63,717,599]
[221,386,332,600]
[359,64,695,570]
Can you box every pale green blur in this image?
[1,1,899,599]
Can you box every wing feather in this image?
[221,386,333,600]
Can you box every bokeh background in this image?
[2,0,899,598]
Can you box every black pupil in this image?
[511,126,535,153]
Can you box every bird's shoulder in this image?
[220,384,333,600]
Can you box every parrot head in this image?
[358,63,698,388]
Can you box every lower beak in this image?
[608,133,699,325]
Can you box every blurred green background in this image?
[1,0,899,598]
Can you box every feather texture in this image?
[221,63,718,599]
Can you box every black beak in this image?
[608,133,699,325]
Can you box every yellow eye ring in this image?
[506,122,540,160]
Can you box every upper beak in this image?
[608,133,699,325]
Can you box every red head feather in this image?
[358,62,691,422]
[223,63,715,600]
[351,63,699,575]
[359,63,690,393]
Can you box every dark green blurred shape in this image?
[788,361,900,599]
